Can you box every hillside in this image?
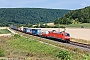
[0,8,70,26]
[54,6,90,24]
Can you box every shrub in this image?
[83,54,90,60]
[56,49,71,60]
[14,34,21,38]
[0,49,5,57]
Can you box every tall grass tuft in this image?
[0,49,5,57]
[56,49,72,60]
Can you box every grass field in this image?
[7,35,60,58]
[63,23,90,28]
[0,29,11,34]
[55,23,90,28]
[0,34,90,60]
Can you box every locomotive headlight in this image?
[67,37,70,38]
[65,37,70,38]
[65,37,67,38]
[68,37,70,38]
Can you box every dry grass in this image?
[0,29,90,60]
[71,38,90,44]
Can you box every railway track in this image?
[31,35,90,49]
[23,33,90,49]
[70,41,90,49]
[10,28,90,50]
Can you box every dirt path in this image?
[0,27,7,29]
[0,34,11,36]
[0,27,16,36]
[7,28,16,34]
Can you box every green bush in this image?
[0,49,5,57]
[83,54,90,60]
[56,49,71,60]
[14,34,21,38]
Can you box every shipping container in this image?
[10,25,17,30]
[23,28,31,33]
[32,29,41,35]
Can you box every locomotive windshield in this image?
[65,33,70,36]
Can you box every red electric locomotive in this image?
[42,30,70,42]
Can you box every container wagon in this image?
[32,29,41,35]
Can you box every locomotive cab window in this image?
[65,33,70,36]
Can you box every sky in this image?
[0,0,90,10]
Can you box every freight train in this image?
[10,25,70,43]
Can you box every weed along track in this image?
[10,28,90,52]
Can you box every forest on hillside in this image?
[0,8,70,26]
[54,6,90,24]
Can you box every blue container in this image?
[32,29,41,35]
[30,29,32,34]
[23,28,33,34]
[23,28,27,33]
